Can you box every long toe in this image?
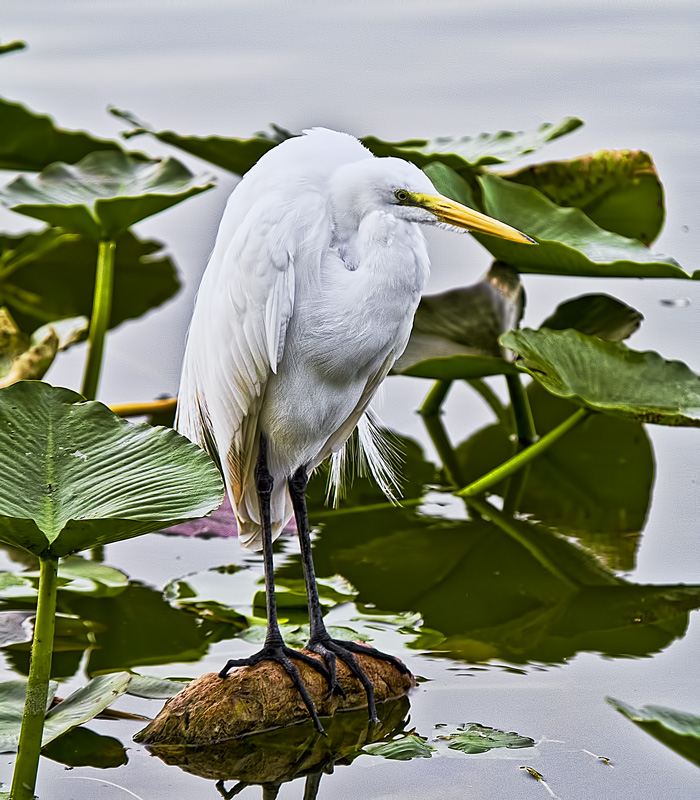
[307,640,347,700]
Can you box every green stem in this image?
[505,373,536,446]
[465,378,509,427]
[419,380,464,488]
[458,408,591,498]
[11,557,58,800]
[81,239,116,400]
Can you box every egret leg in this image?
[219,437,328,735]
[288,466,411,724]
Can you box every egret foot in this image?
[219,644,330,735]
[308,636,410,723]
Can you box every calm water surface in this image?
[1,2,699,798]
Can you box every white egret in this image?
[176,128,535,733]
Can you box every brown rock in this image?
[135,648,414,746]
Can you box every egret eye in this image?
[395,190,409,203]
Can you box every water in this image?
[1,2,700,798]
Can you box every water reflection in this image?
[147,698,410,799]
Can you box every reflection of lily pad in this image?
[363,732,435,760]
[456,383,653,570]
[607,697,700,768]
[445,723,535,754]
[41,726,128,769]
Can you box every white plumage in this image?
[177,128,532,549]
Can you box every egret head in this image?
[331,155,535,245]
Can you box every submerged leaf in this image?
[501,328,700,426]
[607,697,700,768]
[363,733,435,760]
[445,723,535,754]
[0,97,133,172]
[0,151,214,239]
[504,150,664,244]
[0,382,224,557]
[363,118,583,169]
[475,173,687,278]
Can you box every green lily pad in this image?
[0,229,180,335]
[110,107,278,175]
[0,680,58,752]
[125,674,187,699]
[0,308,88,388]
[41,726,128,769]
[504,150,664,244]
[362,117,583,170]
[540,294,643,341]
[474,173,687,278]
[0,381,224,558]
[445,723,535,754]
[501,328,700,426]
[0,558,129,601]
[363,733,435,760]
[0,97,133,172]
[393,262,523,379]
[0,151,214,240]
[607,697,700,768]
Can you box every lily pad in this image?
[393,262,523,379]
[362,118,583,170]
[0,381,224,558]
[0,97,133,172]
[504,150,664,244]
[0,558,128,600]
[501,328,700,426]
[0,229,180,335]
[0,308,88,388]
[474,173,687,278]
[363,733,435,760]
[0,680,58,752]
[607,697,700,768]
[0,151,214,240]
[445,723,535,754]
[540,294,643,341]
[126,675,188,700]
[110,107,278,175]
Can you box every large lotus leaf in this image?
[456,383,653,570]
[0,97,133,172]
[540,294,643,341]
[110,107,279,175]
[0,151,214,239]
[363,733,435,760]
[607,698,700,768]
[504,150,664,244]
[362,117,583,170]
[393,262,523,380]
[0,308,88,388]
[422,162,479,207]
[501,328,700,426]
[473,173,687,278]
[0,382,224,557]
[0,229,180,334]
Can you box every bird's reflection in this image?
[148,697,410,799]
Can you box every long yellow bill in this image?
[411,192,536,245]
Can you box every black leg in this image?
[219,437,328,735]
[288,466,411,724]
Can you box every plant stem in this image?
[465,378,509,426]
[81,239,116,400]
[11,557,58,800]
[109,397,177,418]
[419,380,464,488]
[457,408,591,498]
[505,373,536,446]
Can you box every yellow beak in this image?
[411,192,536,245]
